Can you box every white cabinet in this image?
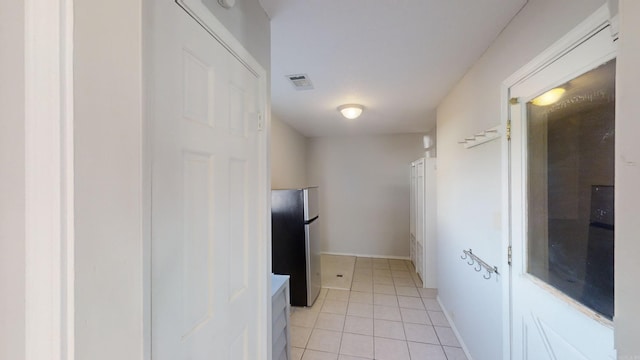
[410,157,437,288]
[272,274,291,360]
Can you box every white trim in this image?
[503,5,612,89]
[321,251,411,261]
[24,0,74,359]
[499,84,512,360]
[500,4,616,360]
[176,0,265,78]
[262,69,273,360]
[437,296,474,360]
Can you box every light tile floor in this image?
[290,257,468,360]
[322,254,356,290]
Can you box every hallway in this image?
[3,1,640,359]
[289,257,466,360]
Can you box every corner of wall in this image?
[270,117,309,189]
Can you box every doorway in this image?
[505,9,617,360]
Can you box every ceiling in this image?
[260,0,528,137]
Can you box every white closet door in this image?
[150,1,266,359]
[414,159,425,281]
[410,163,417,266]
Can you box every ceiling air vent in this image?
[286,73,314,90]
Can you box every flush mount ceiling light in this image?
[531,87,566,106]
[218,0,236,9]
[337,104,364,120]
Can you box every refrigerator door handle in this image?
[304,215,319,225]
[305,218,321,306]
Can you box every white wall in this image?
[615,0,640,356]
[307,134,425,258]
[74,0,144,358]
[271,117,308,189]
[435,0,607,359]
[0,0,25,358]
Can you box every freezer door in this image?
[305,218,321,306]
[304,187,319,221]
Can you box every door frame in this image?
[500,5,618,359]
[24,0,76,358]
[143,1,271,358]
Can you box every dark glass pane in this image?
[526,59,615,320]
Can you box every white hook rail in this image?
[457,125,501,148]
[460,249,499,280]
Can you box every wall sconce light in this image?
[337,104,364,120]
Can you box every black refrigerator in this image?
[271,187,321,307]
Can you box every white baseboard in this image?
[437,296,474,360]
[321,251,410,260]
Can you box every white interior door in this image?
[509,24,616,359]
[409,162,416,266]
[422,157,437,288]
[414,158,425,281]
[150,2,265,359]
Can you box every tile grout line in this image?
[291,256,465,360]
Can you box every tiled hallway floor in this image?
[321,254,356,290]
[290,257,468,360]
